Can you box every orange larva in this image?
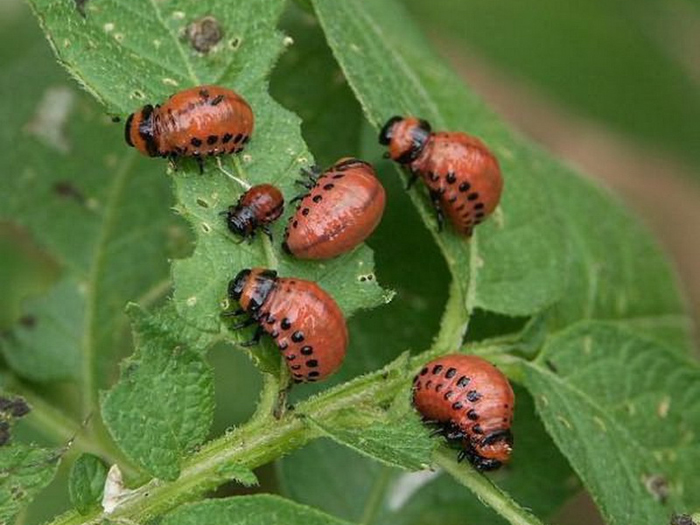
[224,268,348,383]
[412,354,515,470]
[282,158,386,260]
[125,85,253,169]
[379,116,502,236]
[222,184,284,240]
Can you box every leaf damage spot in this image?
[153,39,162,49]
[201,222,211,233]
[283,36,294,47]
[131,90,146,100]
[358,273,375,283]
[242,154,252,163]
[172,11,186,20]
[24,86,76,153]
[556,415,572,430]
[103,22,115,33]
[113,33,125,43]
[162,77,180,87]
[195,198,209,208]
[643,473,670,503]
[18,315,37,329]
[228,37,241,50]
[53,181,86,205]
[186,296,198,307]
[657,396,671,418]
[185,16,223,53]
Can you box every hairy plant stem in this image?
[46,339,528,525]
[435,449,546,525]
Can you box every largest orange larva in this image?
[379,116,502,237]
[412,354,515,471]
[224,268,348,383]
[282,158,386,260]
[125,85,254,163]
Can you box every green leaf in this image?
[28,0,391,341]
[274,6,451,385]
[309,0,692,351]
[521,322,700,524]
[68,453,108,514]
[311,0,568,325]
[161,495,353,525]
[280,388,577,524]
[279,439,391,523]
[101,304,214,480]
[543,171,693,352]
[302,407,434,471]
[0,444,60,523]
[0,32,176,394]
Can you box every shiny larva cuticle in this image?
[226,268,348,383]
[379,116,502,237]
[125,85,254,160]
[412,354,515,471]
[283,157,386,259]
[223,184,284,239]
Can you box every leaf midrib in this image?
[314,0,485,324]
[81,150,137,415]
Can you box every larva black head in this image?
[378,116,403,145]
[230,268,278,314]
[224,205,255,237]
[125,104,159,157]
[380,116,432,164]
[470,429,513,470]
[228,269,252,301]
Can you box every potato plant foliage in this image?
[0,1,697,525]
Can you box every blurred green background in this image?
[1,0,698,523]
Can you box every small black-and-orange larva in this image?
[221,184,284,241]
[224,268,348,383]
[412,354,515,471]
